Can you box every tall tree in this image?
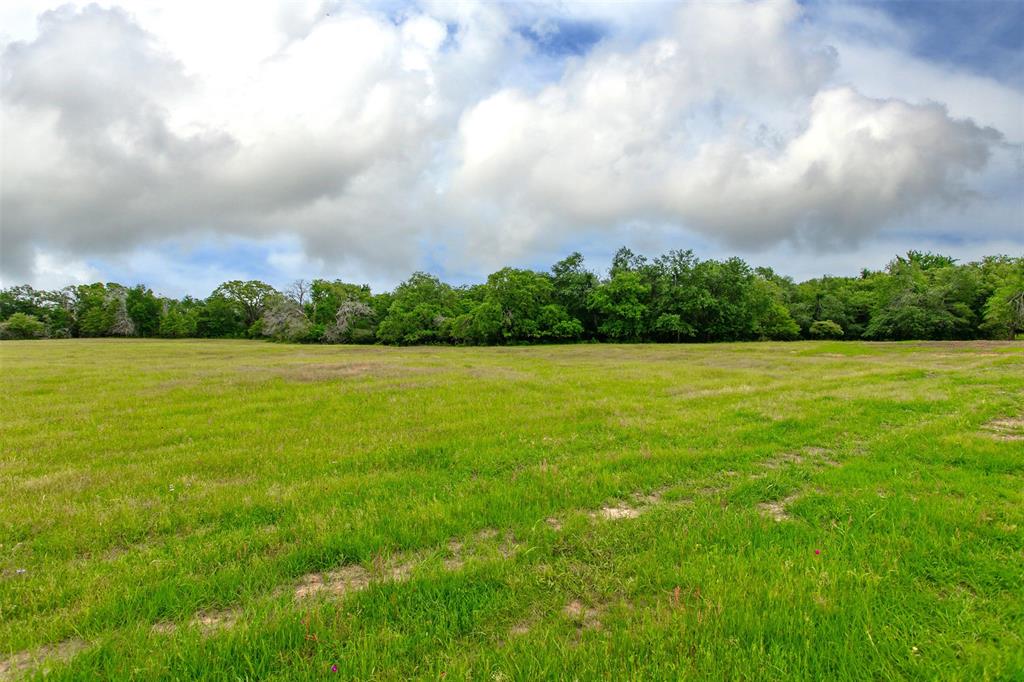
[588,271,650,341]
[212,280,277,329]
[195,294,246,338]
[126,285,161,337]
[981,263,1024,340]
[551,252,599,336]
[377,273,458,345]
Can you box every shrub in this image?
[0,312,47,339]
[809,320,845,339]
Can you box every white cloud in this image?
[451,2,1002,262]
[0,0,1019,293]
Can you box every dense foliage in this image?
[2,250,1021,343]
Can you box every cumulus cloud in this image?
[1,2,487,281]
[451,1,1003,261]
[0,0,1017,291]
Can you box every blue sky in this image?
[1,0,1020,297]
[852,0,1024,85]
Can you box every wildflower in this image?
[814,549,821,555]
[331,664,338,673]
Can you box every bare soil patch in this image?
[594,503,641,520]
[761,452,805,469]
[982,416,1024,440]
[194,610,238,634]
[508,619,533,637]
[758,493,801,522]
[152,609,240,636]
[295,564,373,600]
[762,447,840,470]
[295,529,522,601]
[563,599,603,631]
[0,638,88,681]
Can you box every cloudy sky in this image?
[1,0,1021,296]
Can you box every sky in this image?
[1,0,1021,297]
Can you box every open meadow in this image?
[1,339,1022,680]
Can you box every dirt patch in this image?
[295,564,372,600]
[761,452,805,469]
[983,416,1024,440]
[762,448,841,470]
[376,554,418,582]
[498,533,520,558]
[152,609,240,636]
[0,638,88,681]
[804,447,841,467]
[444,530,521,569]
[758,493,801,522]
[593,503,641,520]
[633,489,664,506]
[563,600,603,631]
[589,485,680,521]
[508,619,533,636]
[194,610,238,634]
[295,530,522,601]
[443,539,465,570]
[151,622,177,635]
[102,545,133,562]
[545,517,563,531]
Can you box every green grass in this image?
[1,339,1022,680]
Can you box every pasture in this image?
[1,340,1022,680]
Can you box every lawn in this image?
[1,339,1022,680]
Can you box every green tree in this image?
[475,268,558,342]
[551,253,599,335]
[195,294,246,338]
[74,283,115,336]
[809,320,844,339]
[126,285,161,336]
[609,246,648,276]
[159,300,199,338]
[0,285,45,319]
[212,280,277,330]
[537,304,584,341]
[377,273,458,345]
[751,273,800,341]
[588,271,650,341]
[980,263,1024,339]
[648,250,699,342]
[309,280,373,328]
[677,258,759,342]
[0,312,47,339]
[865,252,976,340]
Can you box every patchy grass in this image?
[1,339,1022,680]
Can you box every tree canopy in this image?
[2,250,1021,344]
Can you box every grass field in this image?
[1,340,1022,680]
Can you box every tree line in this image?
[1,249,1021,343]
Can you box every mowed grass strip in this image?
[0,339,1021,680]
